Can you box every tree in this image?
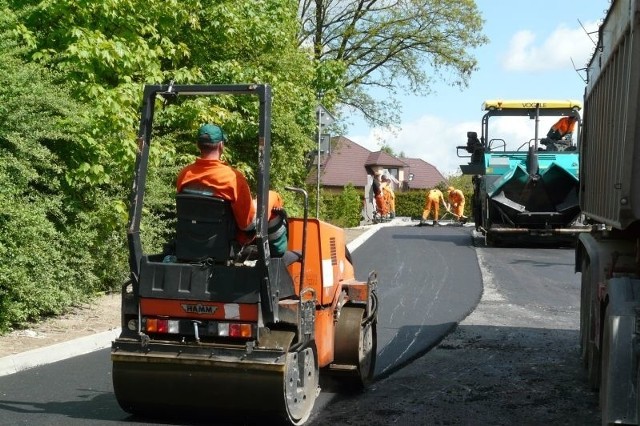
[1,0,329,329]
[0,3,128,331]
[11,0,320,193]
[380,143,396,156]
[298,0,488,127]
[8,0,330,254]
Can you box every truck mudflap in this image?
[598,276,640,426]
[111,330,319,425]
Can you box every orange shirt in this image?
[381,182,394,198]
[267,190,283,212]
[176,158,256,232]
[551,117,576,137]
[448,189,464,205]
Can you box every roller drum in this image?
[330,306,377,388]
[112,337,318,425]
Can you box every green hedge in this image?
[395,191,426,219]
[321,184,362,228]
[395,175,474,220]
[317,176,475,226]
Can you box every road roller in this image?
[111,83,378,425]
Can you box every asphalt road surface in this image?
[308,232,597,426]
[351,224,482,378]
[473,241,580,330]
[0,224,586,425]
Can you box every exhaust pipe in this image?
[526,146,539,178]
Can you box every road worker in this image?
[370,169,388,219]
[176,123,288,255]
[422,188,446,225]
[381,174,396,219]
[447,186,468,223]
[541,115,577,151]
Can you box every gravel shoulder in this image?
[313,324,599,425]
[0,293,121,359]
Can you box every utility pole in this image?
[316,99,334,218]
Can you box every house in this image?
[306,136,446,192]
[399,157,448,191]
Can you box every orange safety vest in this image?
[176,158,256,231]
[551,117,576,138]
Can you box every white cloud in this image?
[351,116,474,177]
[345,9,601,177]
[502,21,599,71]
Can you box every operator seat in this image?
[172,190,296,300]
[175,192,237,263]
[466,131,485,163]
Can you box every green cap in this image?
[197,124,226,145]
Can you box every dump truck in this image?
[111,84,378,425]
[457,100,591,246]
[576,1,640,424]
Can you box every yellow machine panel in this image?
[482,99,582,111]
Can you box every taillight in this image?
[146,318,158,332]
[222,322,254,338]
[142,317,255,339]
[218,323,229,337]
[144,318,179,334]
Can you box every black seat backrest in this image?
[175,193,236,262]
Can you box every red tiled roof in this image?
[401,157,446,189]
[365,151,406,167]
[307,136,372,187]
[305,136,445,190]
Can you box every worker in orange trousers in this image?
[381,175,395,219]
[422,188,446,225]
[447,186,468,223]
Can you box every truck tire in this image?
[637,366,640,425]
[600,304,611,415]
[581,256,600,390]
[579,257,589,366]
[599,277,640,424]
[580,256,600,390]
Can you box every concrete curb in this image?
[0,328,121,377]
[347,217,415,252]
[346,225,380,253]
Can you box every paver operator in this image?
[541,116,577,151]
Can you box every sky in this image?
[344,0,610,177]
